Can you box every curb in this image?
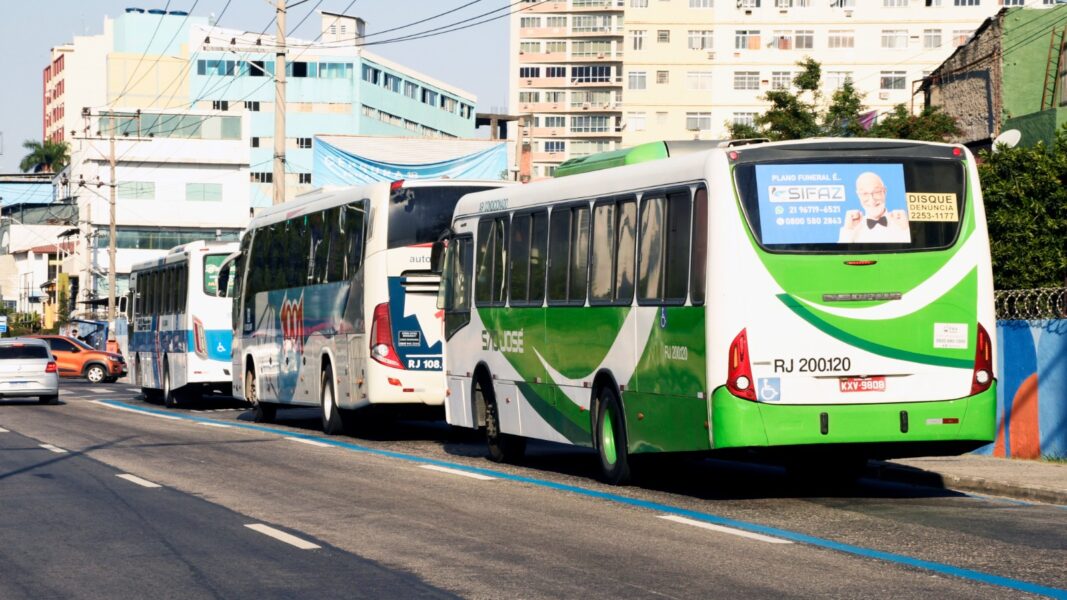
[869,461,1067,507]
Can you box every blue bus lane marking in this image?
[97,399,1067,600]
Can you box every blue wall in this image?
[0,182,53,207]
[114,11,208,55]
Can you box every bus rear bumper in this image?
[711,383,997,455]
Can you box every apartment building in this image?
[511,0,1056,177]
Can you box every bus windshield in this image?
[388,186,495,249]
[734,158,966,253]
[203,254,229,295]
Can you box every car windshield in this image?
[0,345,50,359]
[67,337,94,350]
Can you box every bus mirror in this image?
[430,239,447,274]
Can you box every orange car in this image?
[28,335,127,384]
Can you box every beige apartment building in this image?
[510,0,1053,178]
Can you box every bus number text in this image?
[773,357,851,373]
[408,358,442,370]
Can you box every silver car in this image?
[0,337,60,404]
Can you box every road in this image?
[0,379,1064,599]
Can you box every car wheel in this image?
[38,395,59,405]
[247,368,275,423]
[478,375,525,464]
[320,364,344,435]
[595,386,631,485]
[85,364,106,384]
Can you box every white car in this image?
[0,338,60,404]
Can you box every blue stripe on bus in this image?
[95,399,1067,600]
[129,329,231,362]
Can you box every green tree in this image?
[19,139,70,173]
[57,286,70,327]
[977,126,1067,289]
[728,58,824,141]
[821,79,867,137]
[867,105,960,142]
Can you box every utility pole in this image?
[107,134,117,324]
[273,0,287,205]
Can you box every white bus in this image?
[130,240,240,407]
[435,139,996,483]
[225,179,510,434]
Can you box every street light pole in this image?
[273,0,287,206]
[108,134,117,324]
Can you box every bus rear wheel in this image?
[595,386,631,485]
[477,376,524,463]
[162,364,181,408]
[246,368,276,423]
[320,364,344,435]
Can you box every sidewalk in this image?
[870,455,1067,506]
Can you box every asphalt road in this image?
[0,379,1064,599]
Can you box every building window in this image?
[690,0,713,6]
[685,112,712,131]
[632,30,645,50]
[629,71,647,90]
[544,140,565,153]
[831,0,855,6]
[572,66,612,83]
[657,30,670,43]
[627,112,647,131]
[688,30,713,50]
[733,112,758,127]
[117,181,155,200]
[795,30,813,49]
[299,173,312,184]
[773,30,792,49]
[631,0,648,5]
[251,172,272,183]
[883,0,907,6]
[383,73,402,93]
[519,16,541,28]
[771,71,792,90]
[923,29,942,48]
[297,137,312,149]
[827,30,854,48]
[404,81,419,99]
[880,71,906,90]
[546,41,567,53]
[825,71,853,90]
[954,0,979,5]
[685,71,713,90]
[952,29,973,46]
[545,91,564,103]
[520,41,542,54]
[656,70,669,84]
[735,30,761,50]
[571,115,612,133]
[186,183,222,202]
[521,67,542,79]
[519,91,541,103]
[547,16,567,28]
[882,29,908,49]
[733,71,760,90]
[212,100,229,111]
[546,66,566,78]
[244,101,260,111]
[1003,0,1023,5]
[361,65,381,85]
[250,137,260,148]
[738,0,760,7]
[544,116,566,128]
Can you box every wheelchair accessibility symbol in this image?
[758,378,781,402]
[216,341,227,354]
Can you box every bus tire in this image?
[320,364,344,435]
[162,361,180,408]
[595,386,631,485]
[246,368,275,423]
[477,375,524,463]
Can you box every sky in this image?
[0,0,510,173]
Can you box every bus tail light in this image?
[193,317,208,360]
[970,323,993,396]
[727,329,756,401]
[45,361,58,373]
[371,302,405,370]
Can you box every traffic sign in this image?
[0,315,8,334]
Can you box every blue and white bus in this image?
[130,240,239,407]
[225,179,510,434]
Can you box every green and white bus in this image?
[435,138,996,483]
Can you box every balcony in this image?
[568,128,622,138]
[531,151,567,163]
[519,51,622,64]
[519,76,570,89]
[518,51,568,64]
[518,102,620,113]
[529,127,567,138]
[524,1,624,13]
[520,26,623,38]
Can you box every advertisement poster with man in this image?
[755,163,911,245]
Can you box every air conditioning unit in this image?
[598,53,606,59]
[551,130,558,136]
[707,51,715,60]
[582,102,591,109]
[879,91,890,100]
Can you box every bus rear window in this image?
[388,186,495,249]
[203,254,228,296]
[734,159,965,253]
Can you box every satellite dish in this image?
[992,129,1021,152]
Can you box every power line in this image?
[109,1,175,108]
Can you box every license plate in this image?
[839,376,886,393]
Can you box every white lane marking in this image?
[88,388,112,394]
[245,524,321,550]
[286,437,331,448]
[59,389,73,395]
[199,422,233,428]
[419,464,496,481]
[117,473,162,488]
[658,515,792,544]
[91,400,182,420]
[0,427,9,433]
[39,444,68,454]
[125,387,141,393]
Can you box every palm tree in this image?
[19,139,70,173]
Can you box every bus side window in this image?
[638,190,690,304]
[547,208,571,304]
[690,185,708,306]
[529,211,548,305]
[590,202,617,303]
[615,199,636,304]
[326,207,345,283]
[569,206,590,304]
[344,201,366,279]
[474,217,507,307]
[444,237,473,339]
[509,214,532,305]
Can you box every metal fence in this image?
[995,288,1067,321]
